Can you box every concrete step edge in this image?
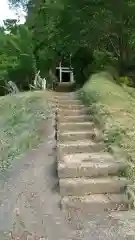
[61,194,132,212]
[59,177,131,196]
[62,152,114,161]
[60,176,131,184]
[58,160,127,169]
[57,141,105,156]
[57,130,94,136]
[57,114,90,118]
[62,193,131,204]
[57,151,113,162]
[57,108,90,112]
[58,122,93,126]
[58,161,127,178]
[58,140,101,147]
[57,103,84,106]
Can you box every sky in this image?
[0,0,26,25]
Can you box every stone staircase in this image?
[55,92,133,216]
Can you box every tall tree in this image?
[7,0,135,84]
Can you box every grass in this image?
[0,91,52,171]
[78,72,135,178]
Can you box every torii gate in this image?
[56,61,74,83]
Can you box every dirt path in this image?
[0,115,72,239]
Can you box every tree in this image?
[0,19,36,94]
[4,19,18,32]
[7,0,135,86]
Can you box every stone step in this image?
[57,108,89,116]
[57,130,95,142]
[53,93,75,99]
[57,99,81,105]
[59,177,131,196]
[57,115,91,123]
[57,104,85,110]
[57,140,104,155]
[58,122,93,132]
[58,153,127,178]
[62,193,131,213]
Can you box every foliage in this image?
[119,76,133,86]
[27,0,135,84]
[4,19,18,32]
[0,22,36,95]
[4,0,135,88]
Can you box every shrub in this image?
[118,76,133,86]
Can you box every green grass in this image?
[78,72,135,178]
[0,91,51,171]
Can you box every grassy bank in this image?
[0,91,51,171]
[78,72,135,178]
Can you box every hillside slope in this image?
[79,72,135,178]
[0,91,51,171]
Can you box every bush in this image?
[118,76,133,86]
[92,50,118,73]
